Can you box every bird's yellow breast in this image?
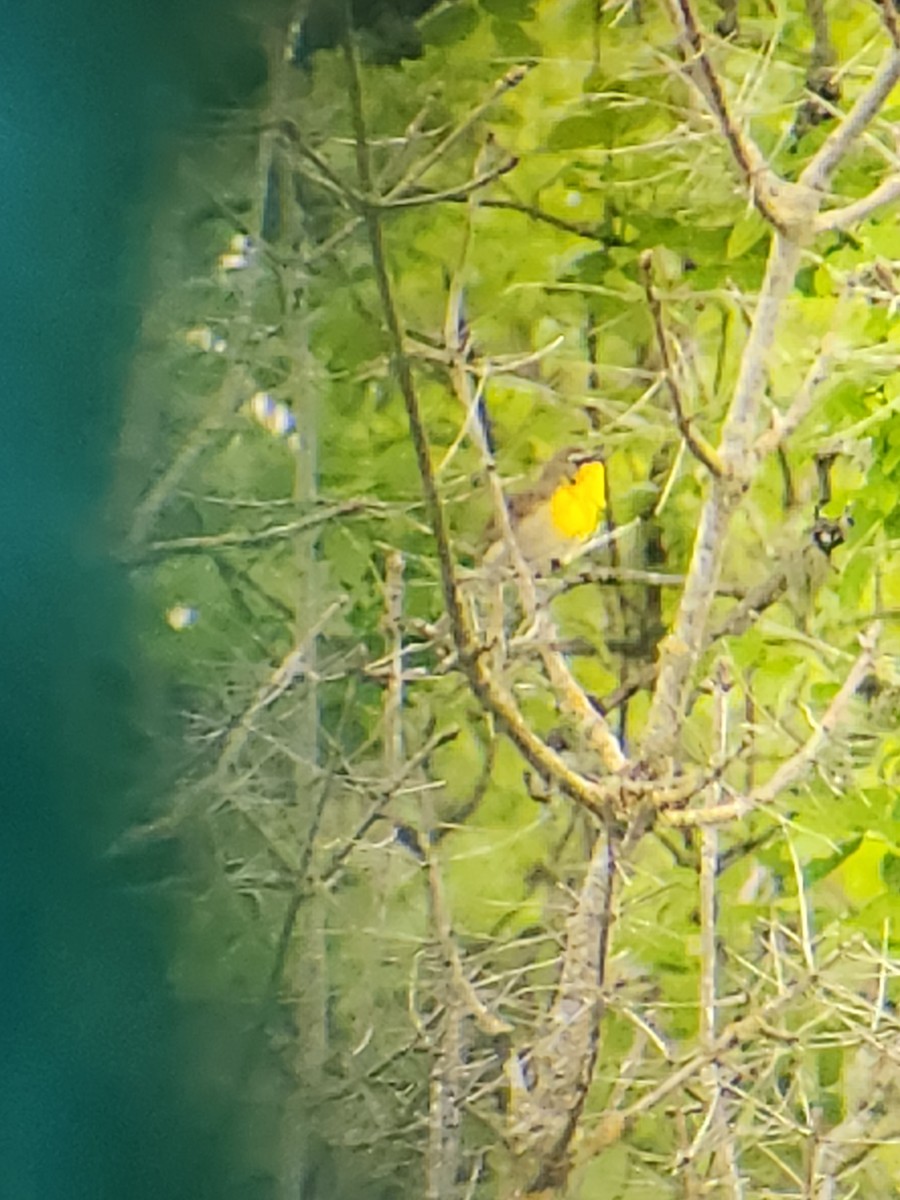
[507,459,606,569]
[549,460,606,540]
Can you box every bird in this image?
[486,448,607,574]
[414,449,606,652]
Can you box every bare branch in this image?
[374,157,518,209]
[641,233,806,761]
[878,0,900,50]
[131,500,390,560]
[538,625,627,773]
[755,340,834,456]
[662,0,783,229]
[385,64,531,202]
[383,550,405,776]
[663,623,880,825]
[507,831,615,1190]
[814,172,900,234]
[342,32,633,814]
[424,846,512,1037]
[785,826,816,972]
[127,377,249,544]
[426,1006,464,1200]
[700,666,727,1045]
[749,622,879,806]
[424,193,610,241]
[640,251,724,475]
[423,839,509,1194]
[801,48,900,195]
[804,0,838,90]
[216,596,348,775]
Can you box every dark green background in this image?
[0,2,269,1195]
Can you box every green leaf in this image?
[490,18,540,55]
[547,112,607,151]
[726,210,768,259]
[481,0,536,17]
[882,851,900,890]
[804,835,863,886]
[424,4,479,43]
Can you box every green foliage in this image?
[119,0,900,1195]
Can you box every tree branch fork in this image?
[330,6,895,838]
[335,19,894,1191]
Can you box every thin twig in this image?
[784,824,816,972]
[385,65,532,202]
[342,30,633,814]
[374,157,518,209]
[216,597,348,774]
[127,378,249,544]
[664,622,880,825]
[320,726,459,887]
[755,339,834,455]
[663,0,783,228]
[440,158,626,774]
[131,500,390,559]
[291,130,366,207]
[424,193,610,241]
[383,550,405,776]
[640,251,724,475]
[424,844,512,1037]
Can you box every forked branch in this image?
[644,3,900,762]
[663,623,880,826]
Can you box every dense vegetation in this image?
[118,1,900,1196]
